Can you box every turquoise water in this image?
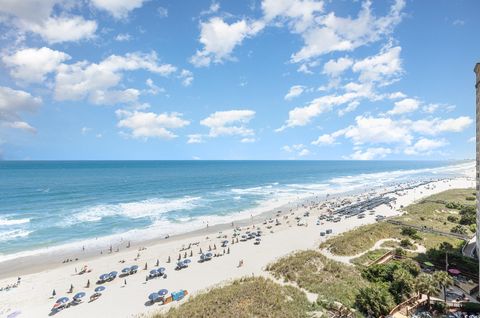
[0,160,472,259]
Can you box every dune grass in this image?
[320,222,403,256]
[396,188,476,232]
[267,250,368,309]
[154,277,315,318]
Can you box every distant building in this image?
[475,63,480,287]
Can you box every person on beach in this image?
[86,280,90,288]
[124,279,127,286]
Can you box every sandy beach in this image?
[0,174,475,318]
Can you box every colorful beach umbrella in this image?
[56,297,69,304]
[73,292,86,300]
[99,274,109,281]
[94,286,106,293]
[158,289,168,296]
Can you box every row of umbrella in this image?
[149,267,166,277]
[121,265,139,275]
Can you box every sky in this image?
[0,0,478,160]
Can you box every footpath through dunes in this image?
[0,177,474,318]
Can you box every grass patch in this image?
[351,249,390,266]
[267,250,368,308]
[155,277,315,318]
[320,222,402,256]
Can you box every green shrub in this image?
[466,196,475,201]
[447,215,458,223]
[355,283,395,317]
[400,239,414,249]
[451,225,467,235]
[445,202,463,210]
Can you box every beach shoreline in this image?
[0,170,475,318]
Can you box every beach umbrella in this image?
[157,267,166,273]
[56,297,69,304]
[448,268,461,275]
[183,259,191,264]
[222,240,228,244]
[73,292,86,300]
[256,238,261,241]
[121,267,130,273]
[205,252,212,258]
[94,286,106,293]
[200,254,205,260]
[149,269,158,275]
[99,274,109,281]
[148,292,159,301]
[158,289,168,296]
[130,265,138,271]
[109,271,118,277]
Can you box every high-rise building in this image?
[475,63,480,286]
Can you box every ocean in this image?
[0,160,473,261]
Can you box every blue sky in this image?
[0,0,478,160]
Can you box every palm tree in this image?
[433,271,453,302]
[415,273,439,309]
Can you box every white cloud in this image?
[409,116,472,135]
[284,85,306,100]
[468,136,475,143]
[338,101,359,117]
[81,127,92,135]
[190,17,264,67]
[404,138,447,155]
[200,109,255,137]
[145,78,164,95]
[27,16,97,43]
[349,147,392,160]
[241,137,256,143]
[387,98,420,115]
[2,47,71,83]
[157,6,168,18]
[277,83,376,130]
[352,45,402,84]
[0,0,97,43]
[179,69,194,86]
[91,0,147,19]
[0,86,41,133]
[343,115,413,145]
[115,33,131,41]
[116,109,190,139]
[322,57,353,77]
[388,91,406,99]
[291,0,405,62]
[282,143,310,157]
[311,129,346,145]
[187,134,204,144]
[262,0,324,33]
[54,52,176,104]
[201,2,220,15]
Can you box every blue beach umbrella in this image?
[256,238,261,241]
[56,297,69,304]
[99,274,109,281]
[109,271,118,277]
[94,286,106,293]
[73,292,86,300]
[205,252,212,258]
[183,259,191,264]
[149,269,158,275]
[148,292,159,301]
[130,265,138,271]
[121,267,130,273]
[157,267,166,273]
[158,289,168,296]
